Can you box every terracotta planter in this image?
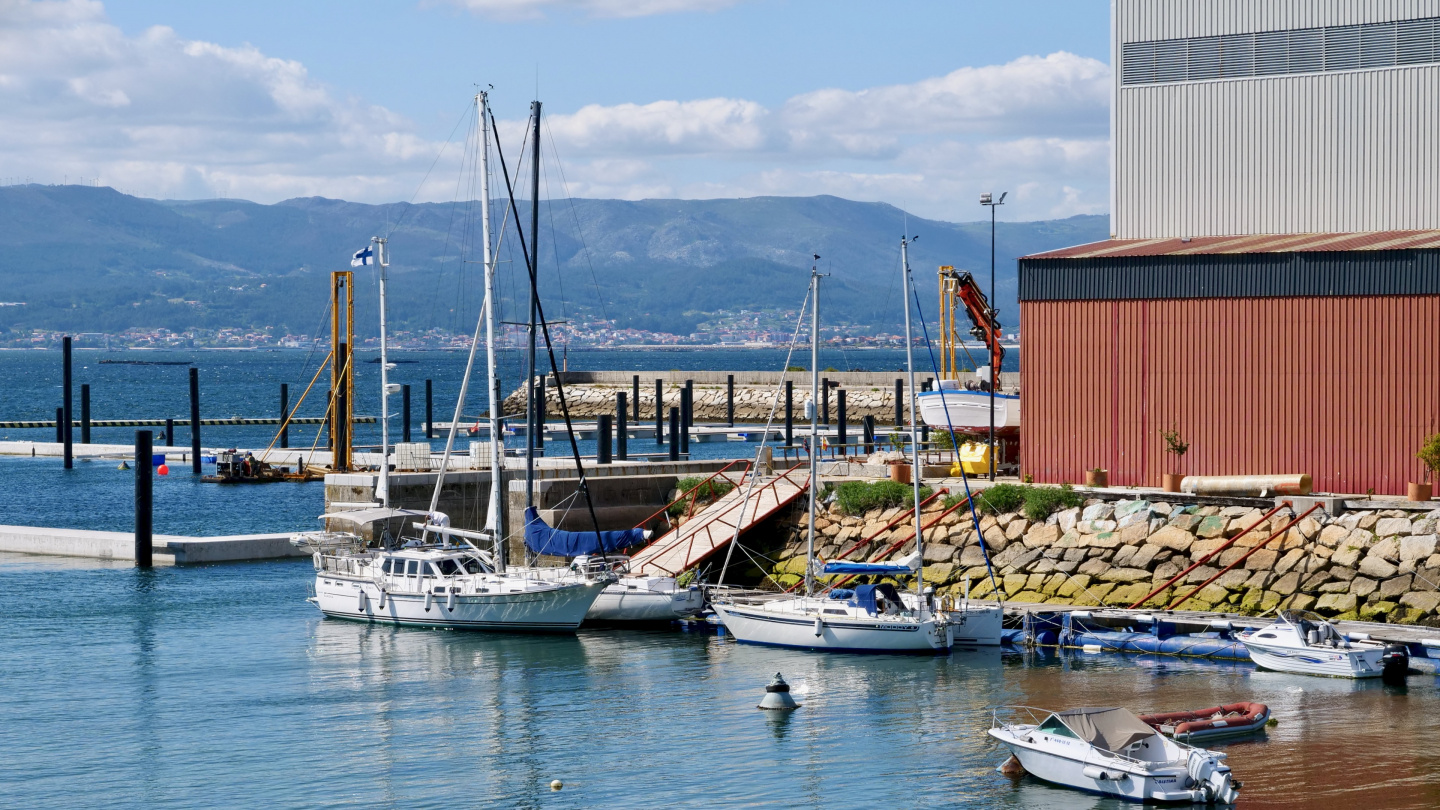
[1162,473,1183,493]
[889,462,912,484]
[1084,469,1108,488]
[1408,481,1433,502]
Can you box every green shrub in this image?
[834,480,933,516]
[1021,484,1083,522]
[1419,433,1440,480]
[668,476,736,516]
[974,483,1027,515]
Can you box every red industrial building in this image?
[1018,5,1440,496]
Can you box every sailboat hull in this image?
[314,576,606,633]
[586,582,705,622]
[712,602,950,653]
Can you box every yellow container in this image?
[959,442,991,475]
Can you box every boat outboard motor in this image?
[1382,644,1410,684]
[1186,749,1239,805]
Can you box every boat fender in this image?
[447,589,456,612]
[312,551,321,569]
[940,594,954,612]
[424,591,434,612]
[1082,766,1117,781]
[358,589,368,612]
[378,589,387,609]
[813,617,824,637]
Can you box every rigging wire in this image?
[383,101,476,242]
[543,116,611,325]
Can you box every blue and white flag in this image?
[351,245,375,267]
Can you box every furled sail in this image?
[523,507,646,556]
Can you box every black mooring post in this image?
[189,367,201,474]
[632,374,640,424]
[402,384,412,443]
[726,374,735,427]
[655,379,664,443]
[680,384,691,455]
[80,384,91,445]
[598,414,612,465]
[54,407,63,443]
[684,379,694,431]
[921,423,930,447]
[837,389,848,457]
[135,430,153,568]
[425,379,434,439]
[863,414,875,454]
[895,378,904,426]
[821,377,829,426]
[165,418,174,447]
[616,392,628,461]
[784,380,793,448]
[62,335,72,468]
[668,407,680,461]
[535,374,546,454]
[279,383,289,449]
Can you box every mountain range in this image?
[0,184,1108,338]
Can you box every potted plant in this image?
[1413,433,1440,501]
[1085,467,1108,488]
[1161,427,1188,493]
[887,432,911,483]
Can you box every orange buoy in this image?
[157,464,170,476]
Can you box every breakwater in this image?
[771,492,1440,626]
[504,370,1019,423]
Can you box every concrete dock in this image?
[0,525,307,564]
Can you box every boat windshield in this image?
[1036,715,1078,738]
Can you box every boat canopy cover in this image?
[848,583,905,616]
[1055,708,1156,753]
[821,561,915,575]
[317,507,431,526]
[523,507,646,557]
[827,588,855,600]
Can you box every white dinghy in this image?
[1239,609,1409,679]
[989,706,1240,804]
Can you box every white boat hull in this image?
[943,604,1004,646]
[587,581,705,622]
[712,601,950,653]
[1240,639,1385,678]
[989,729,1215,803]
[314,575,606,632]
[917,390,1019,431]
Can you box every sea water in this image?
[2,554,1438,808]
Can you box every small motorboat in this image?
[989,706,1240,804]
[1139,703,1270,743]
[1238,610,1409,680]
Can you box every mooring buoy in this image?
[550,779,563,790]
[758,672,799,711]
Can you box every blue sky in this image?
[1,0,1111,221]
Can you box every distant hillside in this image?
[0,185,1107,337]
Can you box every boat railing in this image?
[317,553,372,577]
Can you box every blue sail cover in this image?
[523,507,647,557]
[849,583,905,616]
[821,561,915,575]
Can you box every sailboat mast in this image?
[376,236,391,509]
[805,263,820,597]
[523,100,542,512]
[900,236,925,613]
[479,91,506,570]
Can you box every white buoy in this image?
[758,672,800,711]
[550,780,563,791]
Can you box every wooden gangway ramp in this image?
[628,466,808,576]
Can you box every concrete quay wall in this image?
[771,495,1440,626]
[0,525,306,564]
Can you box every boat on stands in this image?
[917,377,1020,431]
[1139,703,1270,743]
[989,706,1241,804]
[1238,610,1409,680]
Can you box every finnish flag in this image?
[351,245,375,267]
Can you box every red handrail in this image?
[817,491,973,593]
[1166,503,1319,611]
[1125,504,1286,609]
[630,458,751,532]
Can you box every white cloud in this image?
[438,0,744,20]
[0,1,1112,219]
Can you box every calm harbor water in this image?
[2,553,1439,808]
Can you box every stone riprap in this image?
[770,496,1440,626]
[505,383,911,423]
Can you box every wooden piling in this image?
[135,430,153,568]
[189,367,201,474]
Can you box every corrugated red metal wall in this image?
[1020,295,1440,496]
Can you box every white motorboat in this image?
[917,378,1019,431]
[1238,609,1409,679]
[989,706,1241,804]
[572,555,705,622]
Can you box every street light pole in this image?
[980,191,1007,481]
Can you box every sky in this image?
[0,0,1111,222]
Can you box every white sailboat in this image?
[300,92,608,632]
[712,250,964,652]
